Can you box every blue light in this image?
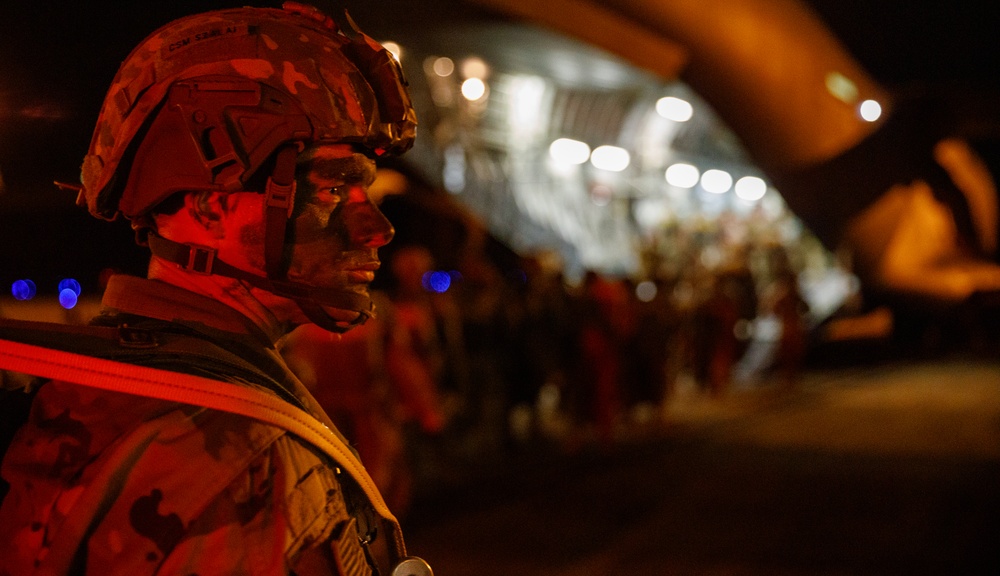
[12,279,37,300]
[58,278,82,296]
[427,271,452,293]
[58,288,78,310]
[421,270,455,293]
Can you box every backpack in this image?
[0,317,411,566]
[0,316,298,491]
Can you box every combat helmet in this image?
[77,2,417,331]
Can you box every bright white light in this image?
[382,41,402,62]
[510,76,547,138]
[590,145,630,172]
[432,56,455,77]
[701,169,733,194]
[461,78,487,101]
[549,138,591,165]
[655,96,693,122]
[859,99,882,122]
[635,280,657,302]
[734,176,767,201]
[461,57,489,79]
[665,163,700,188]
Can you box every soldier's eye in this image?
[314,185,349,207]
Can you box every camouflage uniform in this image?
[1,5,421,574]
[0,275,377,575]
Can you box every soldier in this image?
[0,3,430,574]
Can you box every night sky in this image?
[1,0,997,294]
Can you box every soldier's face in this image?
[284,144,394,321]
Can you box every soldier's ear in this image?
[184,190,227,238]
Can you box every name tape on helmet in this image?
[167,24,249,55]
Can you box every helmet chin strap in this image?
[146,232,375,333]
[146,142,375,334]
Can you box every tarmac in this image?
[401,355,1000,575]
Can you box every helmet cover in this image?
[80,2,417,221]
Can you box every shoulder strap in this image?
[0,317,310,413]
[0,337,407,561]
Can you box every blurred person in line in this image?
[507,254,578,444]
[625,277,680,419]
[388,246,465,391]
[282,291,445,520]
[762,267,811,389]
[0,4,431,575]
[692,269,743,398]
[448,243,522,454]
[569,272,633,448]
[384,245,462,483]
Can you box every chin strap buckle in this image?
[265,177,296,218]
[184,244,217,274]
